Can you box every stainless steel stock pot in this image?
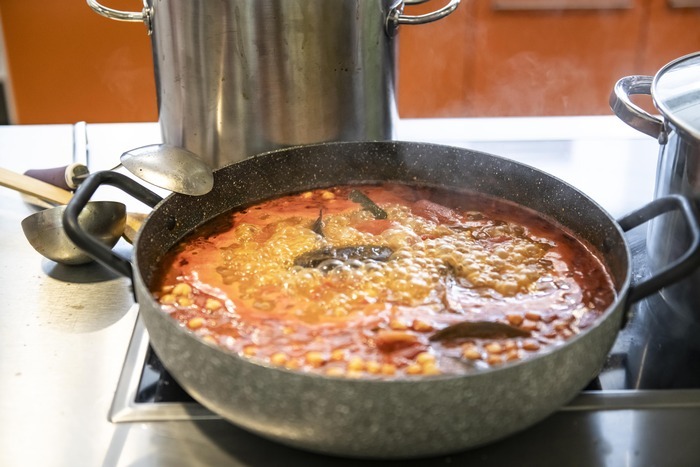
[87,0,460,168]
[610,52,700,312]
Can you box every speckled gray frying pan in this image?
[63,141,700,459]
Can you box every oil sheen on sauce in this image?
[152,183,616,378]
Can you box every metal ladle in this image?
[119,144,214,196]
[21,201,126,266]
[25,144,215,197]
[0,167,139,265]
[5,143,213,264]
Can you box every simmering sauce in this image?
[152,183,616,378]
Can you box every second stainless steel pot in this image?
[87,0,460,169]
[610,52,700,312]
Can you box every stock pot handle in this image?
[86,0,153,34]
[609,76,665,140]
[617,194,700,304]
[63,171,163,281]
[387,0,461,36]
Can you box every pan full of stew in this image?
[63,141,700,459]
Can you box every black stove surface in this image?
[131,226,700,405]
[601,225,700,390]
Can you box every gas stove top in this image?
[109,225,700,428]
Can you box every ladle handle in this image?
[24,163,89,191]
[0,167,73,205]
[63,171,163,281]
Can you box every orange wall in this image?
[0,0,157,124]
[398,0,700,117]
[397,1,478,118]
[2,1,699,123]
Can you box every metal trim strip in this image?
[109,309,220,423]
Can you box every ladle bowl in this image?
[21,201,126,265]
[120,144,214,196]
[22,144,215,197]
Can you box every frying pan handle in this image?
[617,194,700,304]
[63,171,163,281]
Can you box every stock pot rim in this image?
[132,139,634,379]
[652,51,700,142]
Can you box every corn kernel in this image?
[412,319,433,332]
[487,354,503,366]
[524,311,541,321]
[325,367,345,377]
[347,357,364,372]
[177,297,193,307]
[405,363,422,375]
[187,317,204,329]
[389,319,408,331]
[505,349,520,361]
[506,313,524,326]
[366,361,381,374]
[463,348,482,360]
[416,352,436,365]
[160,294,176,305]
[285,359,301,370]
[305,351,326,367]
[330,349,346,361]
[503,340,518,352]
[270,352,289,366]
[172,283,192,297]
[522,339,541,351]
[201,335,217,344]
[421,362,441,375]
[484,342,504,354]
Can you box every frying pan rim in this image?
[132,140,633,385]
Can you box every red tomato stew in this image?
[151,183,616,378]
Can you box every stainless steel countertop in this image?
[2,117,699,467]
